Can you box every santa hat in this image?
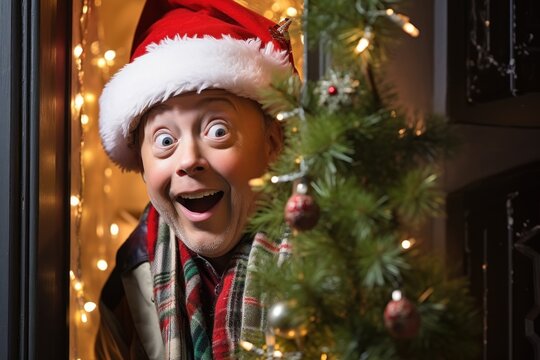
[99,0,295,171]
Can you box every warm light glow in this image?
[276,112,285,121]
[84,93,96,103]
[386,8,395,15]
[74,93,85,110]
[249,177,265,188]
[271,3,280,12]
[392,290,402,301]
[401,239,412,249]
[286,6,298,17]
[97,58,107,68]
[321,354,328,360]
[239,340,254,351]
[90,41,100,55]
[271,176,279,184]
[84,301,97,312]
[104,167,113,177]
[402,22,420,37]
[355,37,370,54]
[110,223,119,236]
[104,50,116,61]
[70,270,76,280]
[70,195,80,207]
[73,45,83,58]
[80,114,89,125]
[97,259,108,271]
[273,350,283,358]
[81,312,88,323]
[74,281,83,292]
[300,34,304,44]
[82,5,89,14]
[264,10,274,19]
[95,0,102,6]
[96,224,104,237]
[103,184,111,194]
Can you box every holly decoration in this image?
[383,290,421,339]
[284,180,320,231]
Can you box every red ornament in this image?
[327,85,339,96]
[284,193,320,231]
[383,291,421,339]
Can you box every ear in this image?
[265,119,283,163]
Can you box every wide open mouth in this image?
[177,191,224,213]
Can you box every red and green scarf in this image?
[146,205,278,359]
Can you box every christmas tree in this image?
[241,1,479,359]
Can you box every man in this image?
[95,0,295,359]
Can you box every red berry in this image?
[327,85,338,96]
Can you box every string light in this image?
[385,9,419,37]
[70,195,81,207]
[286,6,298,17]
[74,93,85,110]
[81,312,88,323]
[401,239,412,249]
[354,27,373,54]
[80,114,89,125]
[104,50,116,61]
[73,45,84,58]
[96,259,108,271]
[110,223,120,236]
[83,301,97,312]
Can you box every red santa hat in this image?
[99,0,295,171]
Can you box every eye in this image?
[155,133,175,147]
[207,123,229,139]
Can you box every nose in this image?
[175,137,207,176]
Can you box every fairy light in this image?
[83,301,97,312]
[73,44,84,58]
[110,223,120,236]
[96,259,108,271]
[104,49,116,61]
[401,239,412,249]
[385,9,419,37]
[104,167,113,177]
[354,27,373,54]
[74,93,85,110]
[80,114,89,125]
[80,312,88,323]
[73,281,83,292]
[286,6,298,17]
[70,195,81,207]
[239,341,254,351]
[392,290,402,301]
[97,57,107,68]
[70,270,76,281]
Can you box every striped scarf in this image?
[146,205,278,359]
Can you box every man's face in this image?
[140,90,280,258]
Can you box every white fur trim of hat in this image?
[98,35,292,172]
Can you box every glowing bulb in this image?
[73,281,83,291]
[74,93,84,110]
[355,37,370,54]
[276,112,285,121]
[273,350,283,358]
[70,195,80,207]
[355,27,373,54]
[84,93,95,103]
[73,45,83,58]
[69,270,76,280]
[97,259,108,271]
[96,224,104,237]
[104,50,116,61]
[264,10,274,19]
[321,354,328,360]
[80,114,89,125]
[103,184,111,194]
[97,58,106,68]
[84,301,97,312]
[271,176,279,183]
[249,177,265,188]
[271,3,280,12]
[110,223,119,236]
[386,8,395,15]
[402,22,420,37]
[81,312,88,323]
[239,341,254,351]
[392,290,402,301]
[104,167,113,177]
[401,239,412,249]
[286,7,298,17]
[82,5,88,14]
